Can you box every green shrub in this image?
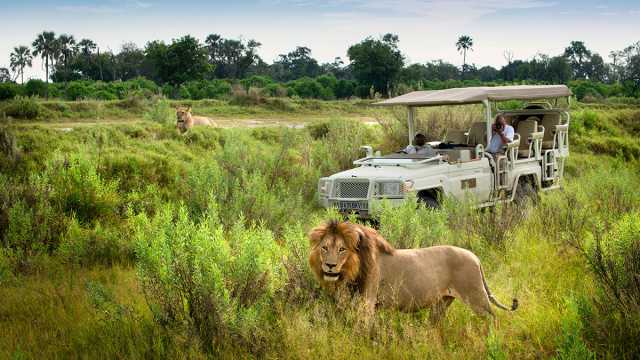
[133,203,286,353]
[46,152,121,224]
[4,200,36,260]
[57,217,132,266]
[589,212,640,312]
[0,83,21,100]
[2,97,42,119]
[372,194,449,249]
[143,97,174,124]
[92,90,118,101]
[240,76,273,90]
[65,82,92,100]
[24,79,48,97]
[555,297,595,359]
[263,83,288,97]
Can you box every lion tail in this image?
[480,265,518,311]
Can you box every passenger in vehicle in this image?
[486,115,514,154]
[403,133,434,155]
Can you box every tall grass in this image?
[0,105,638,358]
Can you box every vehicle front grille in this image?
[336,181,369,198]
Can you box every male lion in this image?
[308,220,518,322]
[176,106,216,132]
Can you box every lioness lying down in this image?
[175,106,216,132]
[309,221,518,321]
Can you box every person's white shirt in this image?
[403,144,432,155]
[486,125,515,153]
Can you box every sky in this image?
[1,0,639,81]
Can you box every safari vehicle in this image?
[317,85,571,217]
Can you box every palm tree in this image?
[57,34,77,83]
[32,31,56,98]
[78,39,97,57]
[10,46,33,84]
[456,35,474,76]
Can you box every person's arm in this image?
[499,126,514,144]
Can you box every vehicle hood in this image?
[327,164,443,180]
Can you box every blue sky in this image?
[1,0,639,80]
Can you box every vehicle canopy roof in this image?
[374,85,572,107]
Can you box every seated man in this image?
[403,133,434,156]
[486,115,514,154]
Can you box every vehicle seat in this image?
[541,113,561,149]
[516,117,539,158]
[444,129,467,144]
[467,122,487,147]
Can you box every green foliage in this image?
[133,203,285,353]
[554,297,595,360]
[2,96,42,119]
[181,80,231,100]
[372,195,449,249]
[0,82,21,100]
[57,217,132,266]
[486,330,508,360]
[24,79,48,97]
[348,33,404,96]
[46,152,121,224]
[143,97,174,124]
[0,104,639,358]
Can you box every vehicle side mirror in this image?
[360,145,373,158]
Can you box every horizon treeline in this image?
[2,31,640,101]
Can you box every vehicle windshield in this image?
[357,152,439,165]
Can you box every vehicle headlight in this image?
[380,182,402,196]
[318,179,331,195]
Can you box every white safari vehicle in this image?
[318,85,572,217]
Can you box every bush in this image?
[24,79,48,97]
[587,212,640,313]
[335,79,356,99]
[65,82,92,100]
[57,217,132,266]
[46,152,121,224]
[92,90,118,101]
[143,97,174,124]
[2,97,42,119]
[133,203,286,353]
[0,83,21,100]
[240,76,273,90]
[181,80,231,100]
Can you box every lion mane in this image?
[308,220,394,294]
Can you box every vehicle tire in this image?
[418,194,440,209]
[514,180,538,206]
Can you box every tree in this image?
[586,53,608,82]
[456,35,474,77]
[623,54,640,96]
[205,34,262,79]
[272,46,320,81]
[78,39,97,57]
[563,41,592,79]
[117,42,145,80]
[10,46,33,84]
[546,56,572,83]
[478,66,498,82]
[424,60,459,81]
[32,31,56,98]
[347,33,404,97]
[0,68,11,83]
[158,36,211,85]
[55,34,78,83]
